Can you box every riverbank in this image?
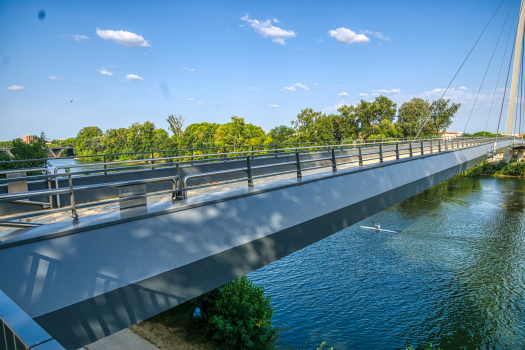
[458,159,525,178]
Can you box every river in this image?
[248,177,525,349]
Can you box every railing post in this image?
[295,152,302,178]
[445,140,448,150]
[331,149,337,171]
[103,155,107,175]
[421,141,424,155]
[438,140,441,152]
[395,144,399,159]
[358,147,363,166]
[191,149,194,165]
[151,152,155,170]
[430,140,433,153]
[246,156,254,187]
[409,143,413,157]
[379,145,383,162]
[68,175,78,220]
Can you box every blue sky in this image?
[0,0,522,140]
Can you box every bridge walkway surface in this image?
[0,138,521,350]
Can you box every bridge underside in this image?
[0,140,515,349]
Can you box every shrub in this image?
[195,276,280,350]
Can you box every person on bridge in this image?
[375,223,381,229]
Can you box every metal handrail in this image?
[0,136,448,165]
[0,175,180,225]
[0,137,519,227]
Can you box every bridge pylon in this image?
[507,0,525,136]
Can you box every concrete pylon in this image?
[507,0,525,136]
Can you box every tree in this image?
[291,108,333,142]
[75,126,103,155]
[353,96,397,139]
[214,117,265,149]
[397,98,431,137]
[429,98,461,135]
[0,132,48,176]
[333,104,359,140]
[179,122,219,149]
[167,114,185,138]
[268,125,295,144]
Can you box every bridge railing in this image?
[0,290,65,350]
[0,136,447,165]
[0,137,519,227]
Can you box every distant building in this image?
[22,135,37,144]
[440,131,463,140]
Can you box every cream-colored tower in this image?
[507,0,525,135]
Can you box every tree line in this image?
[67,96,462,159]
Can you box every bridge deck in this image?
[0,139,519,350]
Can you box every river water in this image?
[248,177,525,349]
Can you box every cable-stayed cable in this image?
[485,1,520,135]
[414,0,506,140]
[463,0,516,134]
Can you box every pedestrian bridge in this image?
[0,137,521,349]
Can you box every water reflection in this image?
[249,177,525,349]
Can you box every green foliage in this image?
[75,126,103,155]
[397,98,431,137]
[0,132,48,177]
[472,131,495,137]
[194,276,280,350]
[459,160,525,178]
[214,117,266,150]
[268,125,295,143]
[429,98,460,135]
[48,137,77,147]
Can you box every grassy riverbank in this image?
[458,160,525,178]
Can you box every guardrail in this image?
[0,136,446,165]
[0,137,520,227]
[0,290,65,350]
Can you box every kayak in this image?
[359,226,397,233]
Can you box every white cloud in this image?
[126,74,143,81]
[269,104,280,108]
[241,14,296,45]
[71,34,90,41]
[183,67,196,72]
[197,101,203,104]
[273,18,280,23]
[314,83,321,86]
[248,87,266,92]
[284,83,309,91]
[97,67,113,76]
[326,100,347,111]
[49,76,61,80]
[338,91,348,96]
[360,30,391,41]
[328,28,370,45]
[372,88,401,94]
[458,86,468,91]
[96,28,150,47]
[294,83,309,90]
[359,93,369,97]
[7,85,24,91]
[186,98,195,101]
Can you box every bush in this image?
[194,276,280,350]
[0,133,48,178]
